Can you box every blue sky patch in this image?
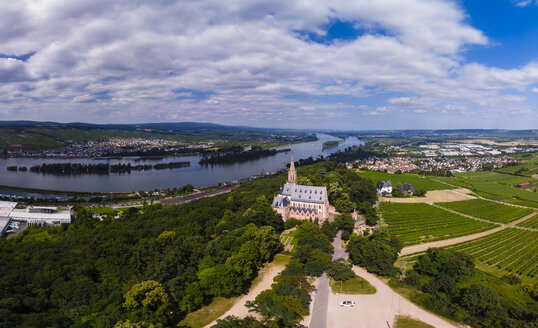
[0,52,36,62]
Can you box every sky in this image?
[0,0,537,130]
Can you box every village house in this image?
[376,180,392,196]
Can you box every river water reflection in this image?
[0,134,363,193]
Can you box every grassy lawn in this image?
[394,316,434,328]
[178,296,240,328]
[89,207,117,215]
[329,277,376,294]
[280,229,298,254]
[357,170,450,191]
[178,254,290,327]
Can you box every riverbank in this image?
[0,134,362,193]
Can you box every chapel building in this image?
[272,153,330,221]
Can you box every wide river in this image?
[0,134,363,193]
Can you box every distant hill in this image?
[0,121,314,150]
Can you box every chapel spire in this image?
[287,152,297,184]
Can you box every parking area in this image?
[6,221,27,239]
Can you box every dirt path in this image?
[326,266,462,328]
[205,261,285,327]
[400,212,537,256]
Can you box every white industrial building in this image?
[0,201,72,227]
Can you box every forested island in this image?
[322,140,342,150]
[7,161,190,175]
[199,146,289,165]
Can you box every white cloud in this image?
[512,0,533,7]
[0,0,535,128]
[502,95,526,102]
[532,87,538,93]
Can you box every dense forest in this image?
[0,172,286,328]
[7,162,191,175]
[0,161,379,328]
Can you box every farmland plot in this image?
[447,228,538,284]
[517,214,538,229]
[380,203,495,246]
[439,199,534,223]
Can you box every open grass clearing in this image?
[329,276,376,295]
[357,170,450,191]
[89,206,117,215]
[438,199,534,223]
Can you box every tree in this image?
[414,189,426,197]
[226,253,255,281]
[123,280,171,327]
[178,282,205,313]
[333,192,355,213]
[113,320,143,328]
[198,264,243,297]
[346,230,402,276]
[335,213,355,232]
[246,289,306,327]
[414,248,474,282]
[327,258,355,281]
[404,270,420,286]
[304,249,332,276]
[459,284,499,316]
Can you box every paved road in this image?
[309,231,346,328]
[309,273,329,328]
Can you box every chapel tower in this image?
[287,152,297,184]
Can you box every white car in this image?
[340,301,355,307]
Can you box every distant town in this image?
[353,142,536,173]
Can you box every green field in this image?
[454,171,530,185]
[357,171,450,191]
[448,228,538,284]
[380,203,495,245]
[517,213,538,229]
[438,199,534,223]
[437,172,538,206]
